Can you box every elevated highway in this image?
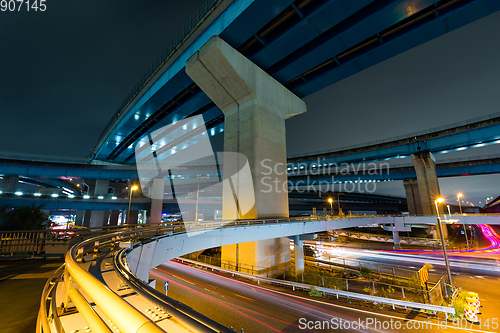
[90,0,500,164]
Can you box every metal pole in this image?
[127,188,133,225]
[458,195,468,249]
[337,193,341,215]
[435,200,454,289]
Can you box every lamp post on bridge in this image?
[434,198,454,290]
[126,185,138,225]
[457,193,469,249]
[328,198,333,215]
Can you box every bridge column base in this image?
[221,238,290,277]
[392,229,401,249]
[90,210,109,228]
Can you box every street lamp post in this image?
[127,185,138,224]
[457,193,463,214]
[434,198,454,290]
[328,198,333,215]
[457,193,468,249]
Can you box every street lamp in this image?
[457,193,463,214]
[328,198,333,215]
[457,193,468,249]
[126,185,138,224]
[434,197,454,290]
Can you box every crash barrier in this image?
[178,258,456,316]
[37,224,233,333]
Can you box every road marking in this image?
[171,275,195,285]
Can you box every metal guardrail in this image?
[178,258,455,316]
[114,248,233,333]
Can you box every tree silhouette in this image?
[0,204,49,231]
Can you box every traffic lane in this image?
[151,261,472,333]
[153,261,388,333]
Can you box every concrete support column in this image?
[150,178,164,224]
[90,210,109,228]
[186,36,306,276]
[128,210,139,225]
[1,175,19,193]
[403,178,422,215]
[293,235,304,276]
[411,151,441,215]
[392,229,401,249]
[83,211,91,227]
[109,210,120,226]
[75,210,84,226]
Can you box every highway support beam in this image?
[411,151,441,215]
[186,36,306,276]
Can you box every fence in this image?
[178,258,455,316]
[184,253,443,305]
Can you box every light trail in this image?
[381,225,500,256]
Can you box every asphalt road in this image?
[152,261,499,333]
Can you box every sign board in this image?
[164,280,169,295]
[418,266,429,285]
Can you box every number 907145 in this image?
[1,0,46,11]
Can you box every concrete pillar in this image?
[75,210,84,226]
[150,178,164,224]
[128,210,139,225]
[1,175,19,192]
[109,210,120,226]
[411,151,441,215]
[90,210,109,228]
[392,228,401,249]
[403,178,422,215]
[294,235,304,276]
[186,36,306,276]
[83,211,91,227]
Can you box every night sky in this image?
[1,1,499,205]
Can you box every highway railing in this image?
[37,222,241,333]
[178,258,455,316]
